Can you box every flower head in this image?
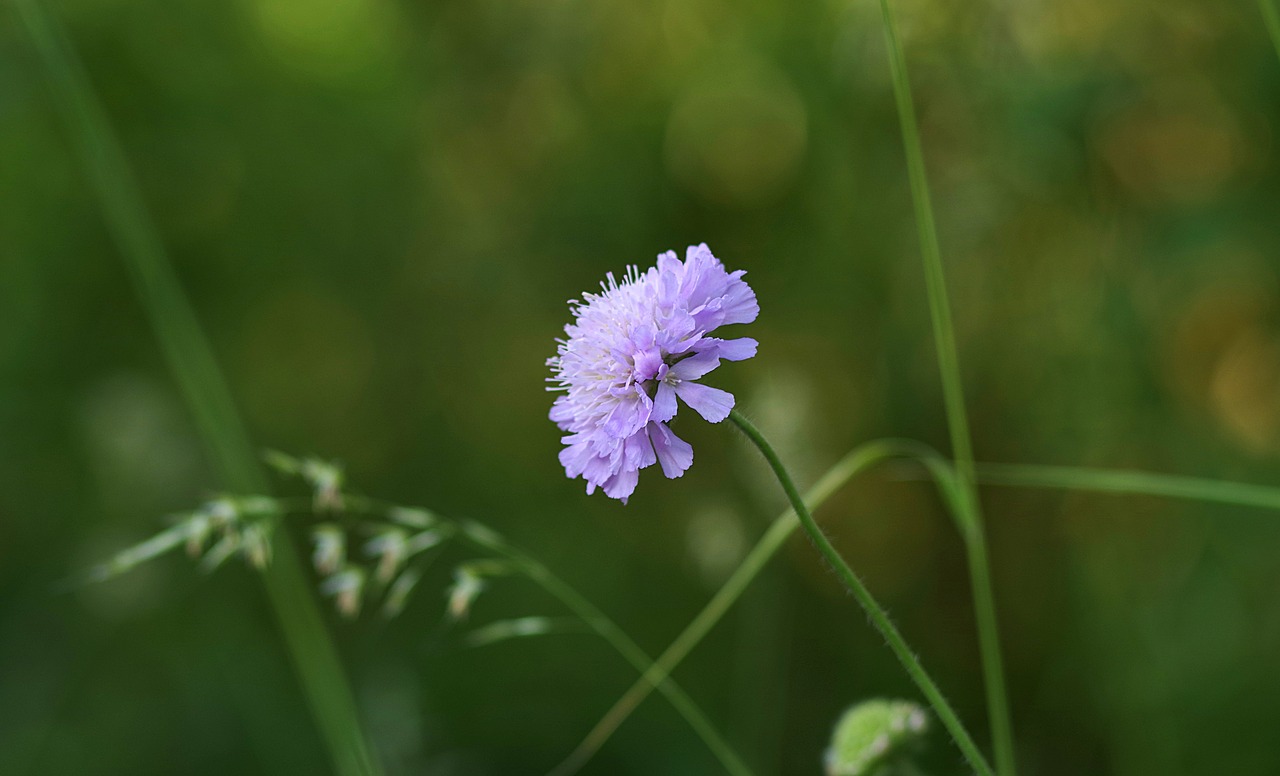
[548,243,758,501]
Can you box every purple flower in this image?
[548,244,759,501]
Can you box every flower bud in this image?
[825,699,928,776]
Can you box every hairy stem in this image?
[550,437,953,775]
[875,0,1015,771]
[728,411,993,776]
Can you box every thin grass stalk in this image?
[976,463,1280,511]
[551,437,971,776]
[328,493,751,775]
[15,5,381,774]
[874,1,1015,772]
[454,524,754,776]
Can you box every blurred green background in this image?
[4,0,1280,773]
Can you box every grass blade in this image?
[976,462,1280,511]
[15,4,382,774]
[875,1,1015,772]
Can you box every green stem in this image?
[551,437,951,775]
[875,1,1015,772]
[728,411,993,776]
[16,5,381,775]
[455,523,755,776]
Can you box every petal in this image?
[667,332,704,355]
[669,349,722,381]
[636,383,654,419]
[656,250,682,275]
[633,347,664,382]
[550,397,575,425]
[602,394,648,438]
[657,310,697,345]
[689,299,726,332]
[602,468,639,501]
[652,382,678,423]
[558,441,593,478]
[624,428,657,470]
[648,422,694,479]
[582,451,616,485]
[710,337,757,362]
[719,275,758,326]
[674,381,735,423]
[684,243,721,272]
[655,260,681,306]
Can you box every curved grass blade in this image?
[728,412,993,776]
[976,463,1280,511]
[549,438,963,776]
[454,521,756,776]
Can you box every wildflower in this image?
[547,244,758,501]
